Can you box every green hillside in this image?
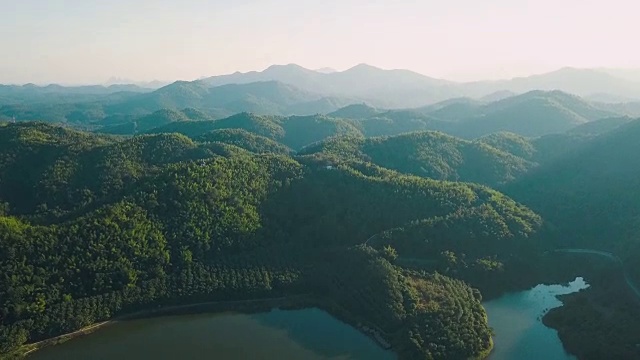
[566,116,634,136]
[414,91,620,138]
[148,112,361,150]
[505,119,640,256]
[502,119,640,360]
[110,80,341,116]
[0,122,544,359]
[476,132,536,160]
[327,103,381,119]
[300,131,534,186]
[196,129,292,155]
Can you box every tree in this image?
[382,245,398,262]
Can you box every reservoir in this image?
[483,277,589,360]
[29,308,396,360]
[29,278,588,360]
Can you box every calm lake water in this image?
[29,308,396,360]
[30,279,588,360]
[483,277,589,360]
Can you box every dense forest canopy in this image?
[505,119,640,271]
[299,131,535,186]
[0,122,550,359]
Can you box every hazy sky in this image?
[1,0,639,84]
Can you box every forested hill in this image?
[417,91,620,138]
[106,80,353,116]
[3,85,638,141]
[299,131,535,186]
[500,118,640,360]
[0,122,543,359]
[504,119,640,264]
[196,129,293,155]
[146,112,362,150]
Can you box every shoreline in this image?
[14,296,307,358]
[13,294,400,359]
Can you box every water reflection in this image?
[483,277,589,360]
[29,308,395,360]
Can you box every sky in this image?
[1,0,639,84]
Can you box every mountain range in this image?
[3,64,640,141]
[3,84,637,141]
[4,64,640,111]
[325,91,636,139]
[200,64,640,107]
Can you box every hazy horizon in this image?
[7,63,640,88]
[2,0,640,85]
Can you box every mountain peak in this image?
[544,67,620,79]
[264,63,312,72]
[347,63,382,72]
[328,103,380,119]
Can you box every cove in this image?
[483,277,589,360]
[28,308,396,360]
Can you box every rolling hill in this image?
[430,91,620,138]
[352,110,453,137]
[109,80,349,116]
[0,121,547,359]
[327,103,381,119]
[504,119,640,273]
[147,112,362,150]
[299,131,535,186]
[196,129,292,155]
[566,116,634,136]
[419,97,484,122]
[0,83,151,106]
[325,91,622,139]
[463,67,640,100]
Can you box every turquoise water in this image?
[484,277,589,360]
[29,308,396,360]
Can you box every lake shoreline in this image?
[483,277,589,360]
[14,296,307,358]
[13,294,398,359]
[541,271,640,359]
[13,258,589,360]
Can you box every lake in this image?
[29,279,589,360]
[483,277,589,360]
[29,308,396,360]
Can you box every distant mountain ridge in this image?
[3,65,640,138]
[109,80,353,116]
[200,64,640,107]
[328,90,624,138]
[0,83,152,106]
[4,65,640,109]
[202,63,459,108]
[463,67,640,100]
[3,84,635,141]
